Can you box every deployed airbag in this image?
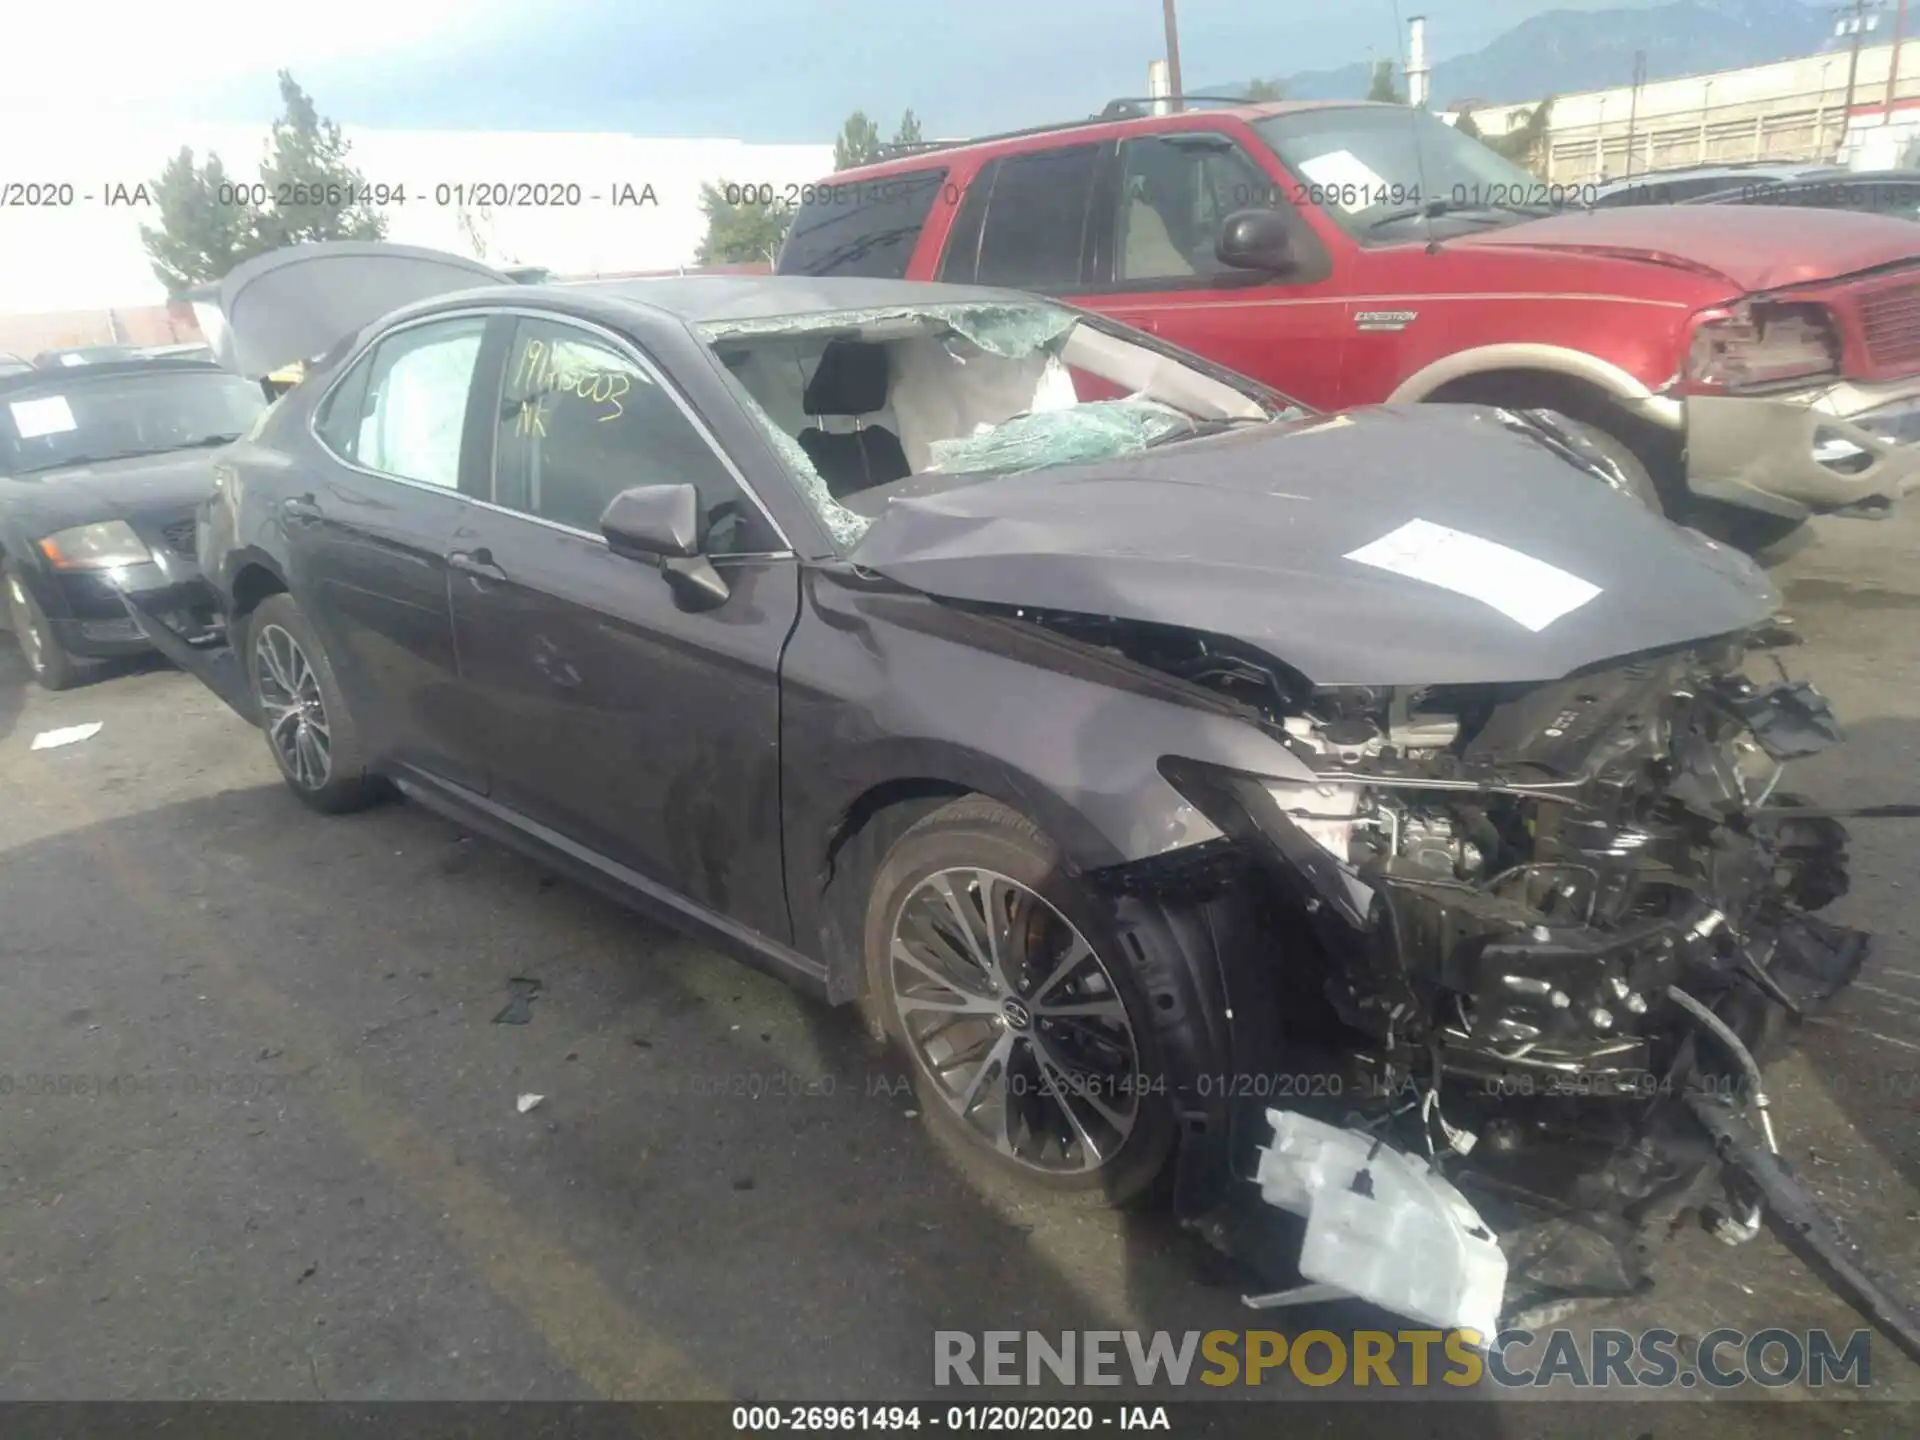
[1249,1111,1508,1339]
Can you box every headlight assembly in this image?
[37,520,152,571]
[1681,303,1840,394]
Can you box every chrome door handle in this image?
[282,494,322,521]
[447,548,507,582]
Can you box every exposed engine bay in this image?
[1009,607,1917,1355]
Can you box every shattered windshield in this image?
[1249,106,1568,242]
[700,300,1296,547]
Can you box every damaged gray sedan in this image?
[142,243,1912,1354]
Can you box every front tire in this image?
[1555,417,1665,513]
[863,797,1177,1206]
[245,593,381,813]
[1685,501,1809,561]
[4,562,82,690]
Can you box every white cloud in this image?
[3,1,474,111]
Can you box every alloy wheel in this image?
[888,867,1142,1175]
[254,623,331,790]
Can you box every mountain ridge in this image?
[1208,0,1835,108]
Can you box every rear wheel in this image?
[863,797,1177,1205]
[245,593,381,813]
[4,562,82,690]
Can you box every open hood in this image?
[848,405,1778,687]
[189,242,510,379]
[1454,206,1920,293]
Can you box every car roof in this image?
[1743,168,1920,185]
[561,274,1052,324]
[194,243,1070,377]
[1593,162,1843,194]
[822,99,1374,181]
[0,357,229,394]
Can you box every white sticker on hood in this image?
[9,395,78,438]
[1344,519,1601,632]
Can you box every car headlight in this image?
[1682,303,1840,394]
[37,520,152,570]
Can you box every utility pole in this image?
[1623,50,1646,179]
[1887,0,1909,121]
[1162,0,1185,113]
[1840,0,1879,127]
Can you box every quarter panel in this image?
[221,400,473,784]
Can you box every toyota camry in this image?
[131,242,1909,1353]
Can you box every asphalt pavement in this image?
[0,511,1916,1432]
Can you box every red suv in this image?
[779,100,1920,546]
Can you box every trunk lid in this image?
[189,242,510,379]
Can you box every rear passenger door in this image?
[446,314,800,942]
[301,312,496,790]
[937,143,1112,295]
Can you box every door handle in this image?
[447,548,508,582]
[282,494,322,522]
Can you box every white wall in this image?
[1451,38,1920,181]
[0,128,835,312]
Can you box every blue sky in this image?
[14,0,1686,140]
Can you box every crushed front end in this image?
[1241,646,1865,1103]
[1071,619,1902,1340]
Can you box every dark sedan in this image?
[140,241,1900,1346]
[0,358,267,687]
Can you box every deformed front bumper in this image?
[1156,664,1920,1357]
[1686,379,1920,518]
[40,559,221,660]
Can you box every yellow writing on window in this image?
[514,338,631,422]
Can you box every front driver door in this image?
[1087,132,1351,409]
[447,314,800,943]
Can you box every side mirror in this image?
[599,483,729,610]
[1216,209,1297,273]
[601,483,703,558]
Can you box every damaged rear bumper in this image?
[120,590,257,722]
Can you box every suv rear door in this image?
[937,142,1112,293]
[933,129,1353,408]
